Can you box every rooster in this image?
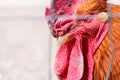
[45,0,120,80]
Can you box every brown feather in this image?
[94,4,120,80]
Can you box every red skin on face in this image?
[45,0,108,80]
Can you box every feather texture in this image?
[94,4,120,80]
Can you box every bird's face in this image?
[45,0,107,38]
[45,0,108,80]
[45,0,90,37]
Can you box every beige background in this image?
[0,0,119,80]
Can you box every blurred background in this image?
[0,0,119,80]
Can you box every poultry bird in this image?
[45,0,120,80]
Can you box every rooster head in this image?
[45,0,109,80]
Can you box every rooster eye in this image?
[67,0,73,7]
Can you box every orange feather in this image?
[76,0,120,79]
